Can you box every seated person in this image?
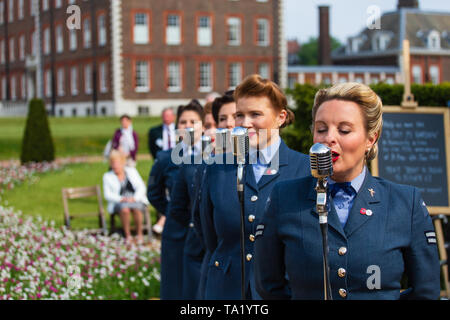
[103,150,149,244]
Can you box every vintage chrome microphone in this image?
[201,135,212,162]
[215,128,230,154]
[231,126,249,300]
[309,143,333,301]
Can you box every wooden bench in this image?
[109,205,153,242]
[62,185,108,235]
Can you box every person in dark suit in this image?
[148,102,204,300]
[200,75,310,300]
[148,107,176,159]
[254,82,440,300]
[148,107,176,234]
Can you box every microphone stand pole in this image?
[237,163,246,300]
[316,178,332,300]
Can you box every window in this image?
[197,15,212,46]
[45,70,51,97]
[135,61,150,92]
[166,14,181,45]
[10,75,16,101]
[198,62,212,92]
[69,29,77,51]
[256,18,269,46]
[134,12,149,44]
[55,0,62,8]
[20,74,26,100]
[372,32,391,51]
[427,30,441,50]
[257,63,269,79]
[0,2,4,25]
[84,64,92,94]
[44,27,50,55]
[8,0,13,22]
[412,65,422,84]
[429,66,439,84]
[227,17,241,46]
[18,0,24,20]
[56,25,64,53]
[31,31,37,56]
[42,0,49,11]
[167,61,181,92]
[9,37,14,62]
[228,62,242,88]
[100,62,108,93]
[19,35,25,60]
[83,18,91,49]
[0,39,4,64]
[71,66,78,95]
[98,14,107,46]
[1,76,6,99]
[57,68,65,96]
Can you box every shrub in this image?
[20,99,55,164]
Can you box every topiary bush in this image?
[20,99,55,164]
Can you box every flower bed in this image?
[0,162,62,193]
[0,206,161,300]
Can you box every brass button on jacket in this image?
[214,261,220,267]
[339,288,347,298]
[248,215,256,223]
[249,234,255,242]
[338,247,347,256]
[338,268,346,278]
[246,254,253,261]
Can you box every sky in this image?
[285,0,450,44]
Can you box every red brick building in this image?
[0,0,284,117]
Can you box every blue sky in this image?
[285,0,449,44]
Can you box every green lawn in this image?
[0,116,161,160]
[1,159,155,231]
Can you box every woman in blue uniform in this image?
[200,75,310,300]
[169,102,205,299]
[147,102,204,300]
[193,92,237,299]
[254,82,440,300]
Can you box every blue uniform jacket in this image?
[200,140,310,300]
[169,155,205,299]
[147,149,186,300]
[254,171,441,300]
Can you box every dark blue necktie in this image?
[329,182,356,198]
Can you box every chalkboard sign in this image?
[372,106,450,214]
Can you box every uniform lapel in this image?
[308,177,346,239]
[256,141,288,190]
[244,163,259,193]
[343,171,382,238]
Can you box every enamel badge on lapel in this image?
[368,188,375,197]
[360,208,373,216]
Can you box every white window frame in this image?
[56,25,64,53]
[83,18,91,49]
[71,66,78,96]
[45,70,51,97]
[412,65,422,84]
[198,62,212,92]
[19,35,25,60]
[167,61,181,92]
[84,64,92,94]
[227,17,241,46]
[44,27,50,55]
[135,60,150,92]
[429,65,439,84]
[166,14,181,45]
[197,15,212,46]
[228,62,242,89]
[57,68,65,96]
[69,29,77,51]
[100,62,108,93]
[21,74,26,100]
[9,37,14,62]
[98,14,107,46]
[134,12,149,44]
[258,63,269,79]
[256,18,270,46]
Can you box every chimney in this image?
[318,6,331,65]
[397,0,419,9]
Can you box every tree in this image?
[297,37,342,65]
[20,99,55,164]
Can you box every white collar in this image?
[249,135,281,165]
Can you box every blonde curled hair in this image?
[312,82,383,161]
[109,149,127,165]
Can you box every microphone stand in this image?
[236,162,246,300]
[315,178,333,300]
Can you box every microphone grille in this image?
[309,143,333,178]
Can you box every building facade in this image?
[0,0,284,117]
